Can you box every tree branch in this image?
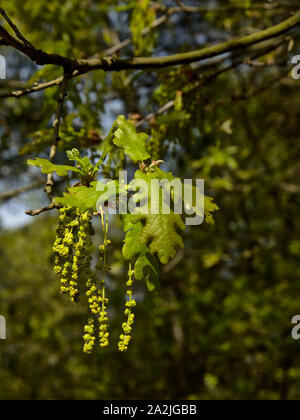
[0,20,75,69]
[82,2,299,59]
[73,10,300,72]
[1,9,300,73]
[165,2,299,14]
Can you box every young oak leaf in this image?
[28,158,83,176]
[55,181,109,213]
[130,212,185,265]
[126,169,186,264]
[113,115,150,163]
[122,222,145,260]
[122,219,159,290]
[66,149,92,173]
[134,250,159,291]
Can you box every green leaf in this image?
[126,166,219,264]
[122,222,145,260]
[66,149,92,173]
[121,214,135,233]
[28,158,82,176]
[113,116,150,162]
[122,219,159,289]
[95,120,117,168]
[55,181,108,212]
[55,180,124,213]
[66,148,81,162]
[95,139,113,169]
[130,212,185,265]
[135,250,159,291]
[126,168,186,264]
[134,247,158,280]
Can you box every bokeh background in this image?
[0,0,300,400]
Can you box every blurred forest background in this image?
[0,0,300,400]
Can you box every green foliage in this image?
[66,149,93,172]
[55,182,108,212]
[28,158,83,176]
[3,0,300,400]
[27,115,218,352]
[122,220,159,290]
[112,116,150,163]
[130,212,185,264]
[134,250,158,291]
[122,222,146,260]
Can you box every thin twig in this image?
[103,14,169,56]
[0,69,80,99]
[0,76,64,98]
[0,6,33,47]
[45,71,70,200]
[25,202,59,216]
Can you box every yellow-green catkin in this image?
[82,207,111,353]
[98,207,110,348]
[83,272,99,354]
[118,263,136,352]
[53,208,98,354]
[83,316,95,354]
[71,211,94,302]
[53,208,94,304]
[53,207,76,298]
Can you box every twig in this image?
[103,14,169,56]
[0,6,32,47]
[45,71,70,200]
[0,69,81,99]
[0,76,63,98]
[25,202,59,216]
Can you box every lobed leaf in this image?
[113,116,150,162]
[28,158,82,177]
[55,181,108,212]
